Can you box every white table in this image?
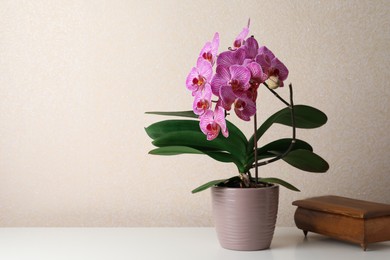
[0,227,389,259]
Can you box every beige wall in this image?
[1,0,389,226]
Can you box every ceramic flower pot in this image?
[211,185,279,251]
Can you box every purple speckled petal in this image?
[197,58,213,82]
[258,46,275,60]
[199,110,214,136]
[211,65,230,96]
[234,97,256,121]
[199,32,220,65]
[217,48,246,67]
[233,20,250,49]
[199,42,211,58]
[246,62,267,83]
[211,32,220,56]
[199,107,228,141]
[256,54,271,76]
[185,67,199,92]
[219,85,236,111]
[193,84,212,116]
[271,57,289,81]
[214,106,228,138]
[229,65,251,90]
[244,37,259,60]
[235,27,249,43]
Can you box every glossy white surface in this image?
[0,227,389,259]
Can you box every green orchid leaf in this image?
[204,151,241,164]
[204,152,245,172]
[248,105,328,154]
[146,118,248,150]
[146,119,247,155]
[146,110,248,146]
[145,120,199,140]
[256,138,313,156]
[146,110,197,119]
[245,139,313,172]
[149,146,245,172]
[273,105,328,129]
[191,176,242,193]
[191,179,227,194]
[146,119,247,160]
[152,130,246,164]
[260,177,300,192]
[281,149,329,173]
[149,146,203,155]
[226,120,247,145]
[146,107,328,190]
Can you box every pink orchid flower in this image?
[245,61,267,102]
[211,64,251,110]
[186,58,213,95]
[186,21,290,140]
[199,32,220,66]
[246,61,267,86]
[232,19,250,50]
[199,106,228,141]
[193,84,212,116]
[256,46,289,88]
[234,96,256,121]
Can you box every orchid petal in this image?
[199,42,211,58]
[244,37,259,59]
[216,48,246,67]
[196,58,213,82]
[193,84,212,116]
[271,58,289,81]
[214,106,228,138]
[234,97,256,121]
[199,43,214,65]
[199,109,222,141]
[186,58,213,96]
[199,110,214,136]
[236,27,249,42]
[255,54,271,76]
[211,32,219,54]
[258,46,275,60]
[220,85,236,110]
[185,67,199,92]
[247,62,267,83]
[229,65,251,90]
[233,23,250,49]
[211,65,230,96]
[199,32,220,65]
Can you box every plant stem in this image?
[252,83,296,167]
[264,82,291,107]
[254,112,258,185]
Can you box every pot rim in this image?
[211,184,279,191]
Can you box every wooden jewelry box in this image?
[292,195,390,250]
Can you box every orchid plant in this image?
[146,21,329,193]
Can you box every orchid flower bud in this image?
[266,75,280,89]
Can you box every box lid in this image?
[292,195,390,219]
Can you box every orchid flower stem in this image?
[263,82,291,107]
[254,112,258,185]
[252,84,296,168]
